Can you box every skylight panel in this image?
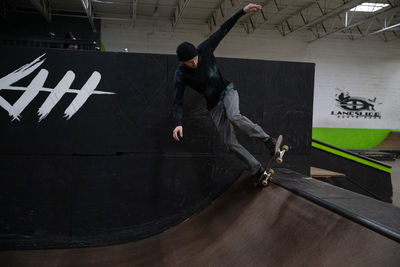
[350,2,389,12]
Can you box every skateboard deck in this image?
[258,135,288,187]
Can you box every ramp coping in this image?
[274,168,400,243]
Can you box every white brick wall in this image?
[102,17,400,129]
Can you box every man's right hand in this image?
[173,126,183,141]
[243,3,262,13]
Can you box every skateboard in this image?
[259,135,288,187]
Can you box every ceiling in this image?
[3,0,400,42]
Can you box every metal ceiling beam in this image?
[312,1,335,38]
[151,0,160,31]
[274,1,315,36]
[272,0,300,33]
[310,5,400,42]
[132,0,137,26]
[275,0,331,36]
[386,0,400,7]
[282,0,366,35]
[207,0,241,33]
[346,7,399,41]
[392,30,399,41]
[380,31,388,41]
[240,0,273,34]
[369,21,400,34]
[172,0,191,29]
[80,0,96,32]
[29,0,51,22]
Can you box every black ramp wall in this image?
[0,46,315,249]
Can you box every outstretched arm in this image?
[173,82,184,125]
[172,74,185,141]
[200,3,262,52]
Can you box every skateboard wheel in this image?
[268,168,274,175]
[276,157,283,164]
[282,145,289,151]
[261,179,269,187]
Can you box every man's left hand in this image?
[243,3,262,13]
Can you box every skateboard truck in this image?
[275,145,289,164]
[259,135,289,187]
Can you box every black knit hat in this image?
[176,42,197,62]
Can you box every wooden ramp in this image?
[375,132,400,151]
[1,171,400,267]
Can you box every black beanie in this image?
[176,42,197,62]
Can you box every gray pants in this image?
[210,88,270,175]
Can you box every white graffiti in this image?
[0,54,115,122]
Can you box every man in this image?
[172,3,276,185]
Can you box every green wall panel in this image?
[312,128,400,149]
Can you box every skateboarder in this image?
[172,3,276,183]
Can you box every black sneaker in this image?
[252,167,264,187]
[265,137,277,156]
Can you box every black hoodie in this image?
[173,8,246,127]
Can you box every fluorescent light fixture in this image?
[350,2,389,12]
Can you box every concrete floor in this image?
[389,158,400,207]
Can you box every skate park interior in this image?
[1,0,400,266]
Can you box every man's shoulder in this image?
[175,63,186,72]
[197,40,211,53]
[174,65,186,82]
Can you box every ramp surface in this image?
[375,132,400,151]
[1,171,400,267]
